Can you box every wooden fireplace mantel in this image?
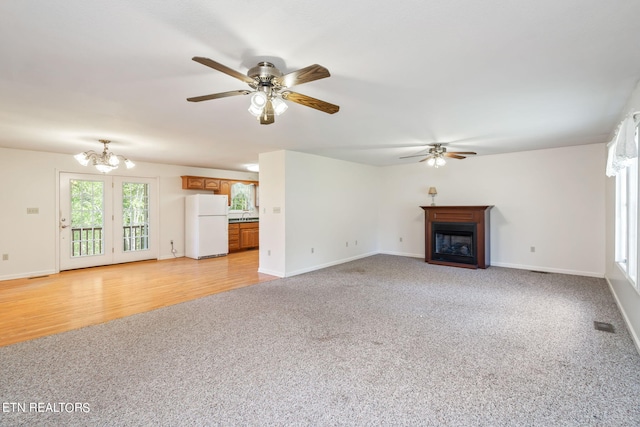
[420,205,493,269]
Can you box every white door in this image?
[59,173,158,271]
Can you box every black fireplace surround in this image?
[431,222,477,266]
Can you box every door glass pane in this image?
[70,180,104,257]
[122,182,149,252]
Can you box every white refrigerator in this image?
[185,194,229,259]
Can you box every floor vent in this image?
[594,321,615,333]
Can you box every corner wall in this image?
[379,143,606,277]
[258,150,380,277]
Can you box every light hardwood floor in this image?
[0,250,276,347]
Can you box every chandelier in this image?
[74,140,135,173]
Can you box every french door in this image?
[59,173,158,271]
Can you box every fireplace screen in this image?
[434,233,474,257]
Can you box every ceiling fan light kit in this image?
[187,57,339,125]
[400,143,476,167]
[74,140,135,173]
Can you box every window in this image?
[615,123,639,290]
[230,183,255,212]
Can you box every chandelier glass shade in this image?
[74,140,135,173]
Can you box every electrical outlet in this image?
[530,246,536,253]
[399,237,403,243]
[2,254,8,261]
[355,240,358,246]
[346,241,349,247]
[311,248,314,254]
[268,250,271,256]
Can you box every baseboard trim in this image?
[0,269,57,282]
[284,252,379,278]
[490,261,604,278]
[605,276,640,356]
[257,267,285,278]
[158,253,184,260]
[378,250,424,259]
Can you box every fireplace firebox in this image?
[421,205,493,269]
[432,222,477,266]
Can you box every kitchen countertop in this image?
[228,218,259,223]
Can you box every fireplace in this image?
[432,222,477,266]
[421,205,493,269]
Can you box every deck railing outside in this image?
[71,225,148,256]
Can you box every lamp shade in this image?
[428,187,438,195]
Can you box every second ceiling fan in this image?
[400,143,477,167]
[187,57,340,125]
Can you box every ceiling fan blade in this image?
[444,153,466,159]
[279,64,331,88]
[419,156,434,163]
[192,57,255,85]
[282,91,339,114]
[260,100,275,125]
[449,151,477,155]
[187,90,251,102]
[399,154,430,159]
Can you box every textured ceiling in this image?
[1,0,640,171]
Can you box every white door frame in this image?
[57,171,159,271]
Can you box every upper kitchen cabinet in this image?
[181,175,258,207]
[181,176,220,191]
[219,180,231,204]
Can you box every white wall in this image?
[379,143,606,277]
[258,150,380,277]
[1,142,608,284]
[605,80,640,351]
[0,147,257,281]
[257,151,286,276]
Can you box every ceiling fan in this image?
[399,143,477,167]
[187,57,340,125]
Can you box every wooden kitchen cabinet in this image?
[219,180,231,205]
[228,221,259,251]
[228,223,240,251]
[181,176,220,191]
[181,176,258,209]
[204,178,220,191]
[239,222,259,249]
[182,176,204,189]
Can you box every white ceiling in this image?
[2,0,640,171]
